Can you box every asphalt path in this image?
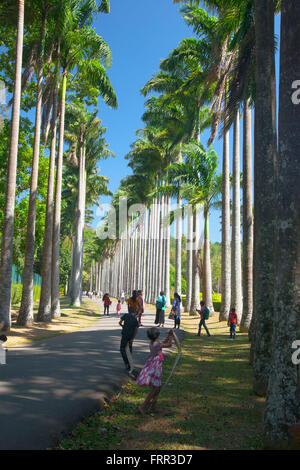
[0,299,184,450]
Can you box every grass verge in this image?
[6,297,101,347]
[57,312,265,450]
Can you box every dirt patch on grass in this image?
[5,297,101,347]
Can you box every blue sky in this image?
[91,1,281,243]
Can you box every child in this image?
[228,307,238,339]
[116,299,122,317]
[136,327,173,415]
[171,293,181,329]
[196,301,211,337]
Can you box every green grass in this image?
[57,314,265,450]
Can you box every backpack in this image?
[156,296,166,310]
[203,306,210,320]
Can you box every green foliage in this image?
[0,118,49,271]
[11,284,23,305]
[11,284,41,305]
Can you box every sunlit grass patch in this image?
[6,297,101,347]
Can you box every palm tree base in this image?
[0,322,10,332]
[239,324,249,333]
[253,378,267,397]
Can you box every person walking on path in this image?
[196,300,211,337]
[155,291,167,327]
[127,290,140,316]
[0,335,7,366]
[121,291,125,304]
[137,289,145,326]
[103,293,111,316]
[136,327,173,416]
[116,299,122,317]
[228,307,238,339]
[171,293,181,329]
[119,307,139,374]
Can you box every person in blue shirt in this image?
[155,291,167,327]
[171,293,181,329]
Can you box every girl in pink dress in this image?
[116,299,122,317]
[136,327,173,415]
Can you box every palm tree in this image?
[18,1,49,326]
[250,0,278,397]
[168,141,222,315]
[185,207,193,312]
[50,4,117,319]
[240,98,253,332]
[219,120,231,321]
[141,38,213,308]
[263,0,300,449]
[231,109,242,322]
[36,53,59,322]
[0,0,25,331]
[64,103,113,307]
[175,1,258,325]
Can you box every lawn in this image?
[57,312,265,450]
[6,297,101,347]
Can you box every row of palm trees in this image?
[0,0,117,329]
[90,0,300,448]
[93,1,251,326]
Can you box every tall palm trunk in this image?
[146,207,153,303]
[151,199,158,302]
[90,262,93,291]
[70,135,86,306]
[78,164,87,302]
[189,208,200,315]
[165,195,171,306]
[189,121,201,315]
[240,100,253,332]
[37,73,59,321]
[185,207,193,312]
[175,197,182,296]
[263,0,300,448]
[18,13,47,325]
[51,68,67,318]
[231,110,243,322]
[203,208,214,314]
[175,148,182,296]
[0,0,24,331]
[141,209,147,293]
[250,0,277,396]
[158,195,163,294]
[219,125,231,321]
[155,196,161,298]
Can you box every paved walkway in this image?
[0,300,184,450]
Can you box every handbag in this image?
[168,312,175,320]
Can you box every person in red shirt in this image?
[227,307,238,339]
[103,293,111,316]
